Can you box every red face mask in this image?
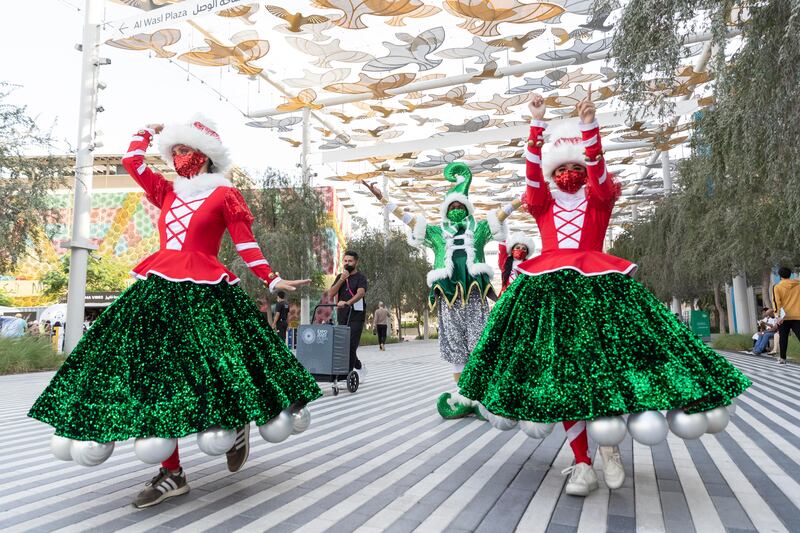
[173,151,208,178]
[553,168,586,194]
[512,248,528,260]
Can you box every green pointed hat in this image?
[440,162,474,221]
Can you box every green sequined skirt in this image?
[458,270,751,423]
[28,276,322,442]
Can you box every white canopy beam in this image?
[311,98,703,164]
[250,30,731,119]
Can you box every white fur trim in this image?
[440,192,474,222]
[530,119,549,129]
[487,211,507,241]
[551,187,586,210]
[468,263,495,278]
[268,276,283,292]
[578,120,599,131]
[506,232,536,259]
[542,120,585,179]
[133,270,239,285]
[173,173,232,199]
[410,214,428,244]
[158,114,232,173]
[526,178,541,188]
[518,263,638,277]
[426,267,450,287]
[449,391,474,408]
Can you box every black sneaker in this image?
[133,467,189,509]
[226,424,250,472]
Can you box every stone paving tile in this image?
[1,346,799,533]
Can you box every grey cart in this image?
[295,304,360,396]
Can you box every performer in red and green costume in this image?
[29,116,322,509]
[459,90,751,497]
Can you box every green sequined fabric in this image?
[29,276,322,442]
[458,269,751,422]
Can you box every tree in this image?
[604,1,800,332]
[40,254,133,302]
[345,228,431,333]
[217,169,329,304]
[0,83,67,273]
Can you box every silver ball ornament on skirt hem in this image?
[667,409,708,439]
[519,420,555,439]
[703,406,731,434]
[490,415,519,431]
[291,407,311,434]
[134,437,178,464]
[196,426,237,455]
[70,440,115,466]
[258,410,293,443]
[587,416,627,446]
[626,411,669,446]
[50,434,75,461]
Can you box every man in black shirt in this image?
[271,291,289,343]
[327,250,367,376]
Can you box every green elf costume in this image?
[364,162,520,419]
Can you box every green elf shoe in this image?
[437,392,474,419]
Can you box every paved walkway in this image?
[0,341,798,532]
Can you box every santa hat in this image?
[158,114,232,174]
[440,161,475,221]
[507,232,536,260]
[542,120,585,179]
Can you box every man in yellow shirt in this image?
[772,267,800,365]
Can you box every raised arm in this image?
[487,196,523,240]
[362,180,430,244]
[525,94,552,217]
[120,124,172,207]
[578,86,618,203]
[223,188,309,293]
[361,180,422,228]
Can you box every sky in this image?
[2,0,303,175]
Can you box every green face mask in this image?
[447,208,468,224]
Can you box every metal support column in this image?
[64,0,103,353]
[661,151,673,193]
[732,274,752,334]
[300,106,311,325]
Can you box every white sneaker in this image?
[562,463,599,496]
[599,445,625,489]
[356,364,367,384]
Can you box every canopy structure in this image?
[63,0,734,351]
[96,0,731,234]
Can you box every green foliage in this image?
[358,330,400,346]
[608,1,800,329]
[40,254,133,302]
[0,336,64,375]
[218,168,329,302]
[599,0,735,119]
[0,83,67,273]
[344,228,431,330]
[0,289,11,306]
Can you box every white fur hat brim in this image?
[158,114,232,174]
[507,232,536,259]
[542,120,585,179]
[440,192,474,223]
